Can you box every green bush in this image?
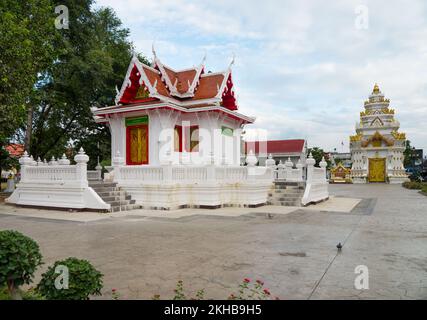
[36,257,103,300]
[0,230,43,299]
[402,181,424,189]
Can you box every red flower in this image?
[263,288,271,295]
[256,279,264,286]
[243,278,251,283]
[112,288,117,292]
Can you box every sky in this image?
[96,0,427,153]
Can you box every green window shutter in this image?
[221,126,234,137]
[125,116,149,126]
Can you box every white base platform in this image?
[6,183,110,210]
[118,181,273,210]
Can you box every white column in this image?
[319,156,327,183]
[112,150,125,183]
[74,148,89,188]
[306,153,316,184]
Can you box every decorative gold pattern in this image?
[361,131,394,148]
[391,130,406,140]
[350,132,363,142]
[368,158,386,182]
[360,107,394,117]
[129,126,148,163]
[330,163,352,183]
[135,85,150,99]
[372,83,380,94]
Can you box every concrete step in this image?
[271,196,302,202]
[90,182,139,213]
[269,200,300,206]
[97,190,127,197]
[270,190,303,194]
[100,195,132,202]
[110,204,141,212]
[89,182,117,188]
[91,187,119,193]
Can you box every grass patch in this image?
[402,181,427,190]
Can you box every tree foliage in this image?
[307,147,331,168]
[1,0,148,168]
[0,0,59,144]
[0,230,43,299]
[37,257,103,300]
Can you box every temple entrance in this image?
[368,158,386,182]
[125,116,149,165]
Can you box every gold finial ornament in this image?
[350,132,363,142]
[391,130,406,140]
[372,83,380,94]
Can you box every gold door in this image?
[127,125,148,164]
[368,158,385,182]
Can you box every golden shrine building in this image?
[350,84,409,184]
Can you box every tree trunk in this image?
[24,105,33,152]
[7,280,22,300]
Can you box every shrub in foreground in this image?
[0,230,43,299]
[37,257,103,300]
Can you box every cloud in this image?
[96,0,427,153]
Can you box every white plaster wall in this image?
[108,109,244,166]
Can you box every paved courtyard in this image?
[0,184,426,299]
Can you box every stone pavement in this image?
[0,184,426,299]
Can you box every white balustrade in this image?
[7,148,110,210]
[114,164,268,185]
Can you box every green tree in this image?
[0,147,19,189]
[307,147,331,168]
[403,140,414,168]
[27,1,149,168]
[0,0,59,148]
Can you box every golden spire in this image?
[372,83,380,94]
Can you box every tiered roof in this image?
[93,50,254,124]
[114,52,237,110]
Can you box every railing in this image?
[115,165,271,185]
[87,170,102,181]
[120,166,164,181]
[24,166,78,182]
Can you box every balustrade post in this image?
[306,153,316,184]
[246,149,258,180]
[206,151,216,182]
[74,148,89,188]
[296,159,303,182]
[285,157,293,180]
[161,151,173,183]
[112,150,125,183]
[18,151,31,182]
[59,153,70,165]
[95,161,102,181]
[319,156,327,183]
[265,153,276,180]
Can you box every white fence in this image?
[6,149,109,210]
[111,150,273,209]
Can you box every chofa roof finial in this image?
[152,41,157,59]
[228,52,235,69]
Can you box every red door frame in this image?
[126,124,149,165]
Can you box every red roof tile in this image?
[5,143,24,157]
[245,139,305,154]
